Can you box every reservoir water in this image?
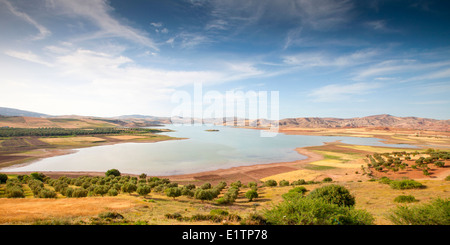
[2,125,417,176]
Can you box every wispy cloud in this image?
[309,82,382,102]
[47,0,158,50]
[283,49,380,68]
[4,50,53,66]
[1,0,51,40]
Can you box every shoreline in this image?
[2,146,325,185]
[3,126,447,184]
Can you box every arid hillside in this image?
[279,114,450,132]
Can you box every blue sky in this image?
[0,0,449,119]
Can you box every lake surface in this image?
[2,125,417,176]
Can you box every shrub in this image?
[210,209,229,216]
[388,198,449,225]
[6,186,25,198]
[165,212,183,220]
[389,179,424,190]
[165,187,182,199]
[434,161,445,167]
[121,182,137,194]
[200,182,212,189]
[107,188,118,196]
[37,188,57,198]
[445,175,450,181]
[378,176,391,184]
[279,180,289,186]
[98,212,124,220]
[282,186,307,200]
[307,185,355,207]
[136,185,151,196]
[105,169,121,177]
[0,173,8,184]
[245,189,258,202]
[291,179,306,185]
[394,195,417,203]
[323,177,333,183]
[93,185,109,196]
[71,188,88,198]
[30,172,46,181]
[264,196,374,225]
[263,179,277,187]
[194,189,215,202]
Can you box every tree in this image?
[307,184,355,207]
[245,189,258,202]
[105,169,121,177]
[194,189,214,202]
[137,185,151,197]
[165,187,182,199]
[0,173,7,184]
[121,182,137,194]
[264,196,374,225]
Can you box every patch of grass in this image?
[304,164,336,171]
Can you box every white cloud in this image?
[4,50,53,66]
[1,0,51,40]
[309,82,382,102]
[283,49,379,68]
[47,0,158,50]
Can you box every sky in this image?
[0,0,449,120]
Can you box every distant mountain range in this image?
[0,107,448,131]
[279,114,450,131]
[0,107,49,118]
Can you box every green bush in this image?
[263,179,277,187]
[245,189,258,202]
[0,173,8,184]
[194,189,215,202]
[394,195,417,203]
[200,182,212,189]
[71,188,88,198]
[107,188,118,196]
[210,209,229,216]
[378,176,391,184]
[307,184,355,207]
[37,188,57,198]
[389,179,424,190]
[121,182,137,194]
[105,169,121,177]
[6,186,25,198]
[445,175,450,181]
[165,187,182,199]
[278,180,289,186]
[30,172,46,181]
[388,198,449,225]
[291,179,306,185]
[264,196,374,225]
[282,186,308,200]
[137,185,151,196]
[322,177,333,182]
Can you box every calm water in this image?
[2,125,416,176]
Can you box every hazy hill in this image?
[0,107,49,118]
[279,114,450,131]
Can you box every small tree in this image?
[121,182,137,194]
[194,189,214,202]
[245,189,258,202]
[263,179,277,187]
[307,184,355,207]
[137,185,151,197]
[165,187,182,199]
[0,173,8,184]
[105,169,121,177]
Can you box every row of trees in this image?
[365,149,448,175]
[0,127,163,137]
